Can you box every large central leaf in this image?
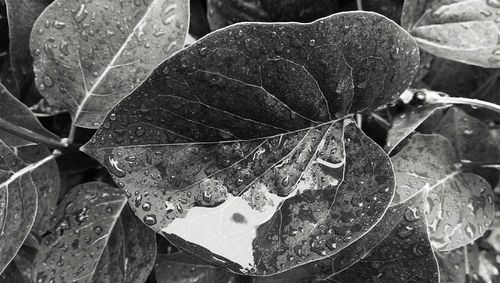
[83,11,419,275]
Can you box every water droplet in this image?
[53,20,66,29]
[73,4,88,23]
[93,226,102,235]
[142,202,151,211]
[143,214,157,226]
[464,129,474,135]
[308,39,316,47]
[404,207,420,222]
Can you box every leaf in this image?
[401,0,500,67]
[0,82,59,147]
[17,145,60,236]
[92,206,157,283]
[30,0,190,128]
[34,182,128,283]
[330,192,440,282]
[255,192,429,282]
[5,0,52,97]
[207,0,341,31]
[385,99,450,153]
[82,11,419,275]
[0,140,38,274]
[154,252,245,283]
[392,134,495,251]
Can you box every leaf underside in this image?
[83,11,419,275]
[30,0,189,128]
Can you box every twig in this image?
[68,124,77,144]
[0,118,67,149]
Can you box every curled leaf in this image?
[30,0,190,128]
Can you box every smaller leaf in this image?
[392,134,495,250]
[402,0,500,67]
[17,145,60,236]
[0,83,59,147]
[34,182,127,283]
[0,140,38,274]
[154,252,244,283]
[330,192,439,282]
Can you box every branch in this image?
[0,118,68,149]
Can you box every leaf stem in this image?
[68,124,77,144]
[356,0,363,10]
[425,91,500,115]
[0,118,68,149]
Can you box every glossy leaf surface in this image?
[331,193,440,282]
[0,82,59,147]
[83,11,419,275]
[34,182,127,283]
[0,140,38,274]
[402,0,500,67]
[30,0,189,128]
[392,134,494,250]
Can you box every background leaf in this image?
[83,11,419,275]
[0,82,59,147]
[30,0,190,128]
[34,182,127,283]
[0,140,38,274]
[402,0,500,67]
[392,134,495,250]
[5,0,52,98]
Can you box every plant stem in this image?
[0,118,68,149]
[356,0,363,10]
[68,123,77,144]
[425,92,500,115]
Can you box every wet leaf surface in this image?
[385,100,450,154]
[17,145,60,236]
[30,0,189,128]
[402,0,500,67]
[92,206,157,283]
[154,252,245,283]
[330,192,439,283]
[5,0,52,97]
[82,12,419,275]
[392,134,495,251]
[207,0,341,31]
[0,140,38,274]
[34,182,127,283]
[0,82,59,147]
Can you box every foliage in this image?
[0,0,499,282]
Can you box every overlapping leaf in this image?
[0,82,59,147]
[30,0,189,128]
[402,0,500,67]
[5,0,52,97]
[82,12,419,275]
[392,134,494,250]
[34,182,129,283]
[0,140,38,274]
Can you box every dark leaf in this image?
[392,134,495,250]
[401,0,500,67]
[207,0,340,31]
[0,82,59,147]
[30,0,189,128]
[82,12,419,275]
[189,0,210,39]
[330,192,439,282]
[34,182,128,283]
[154,252,244,283]
[92,206,157,283]
[5,0,52,97]
[0,140,38,274]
